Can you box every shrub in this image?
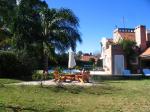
[32,72,43,81]
[0,51,18,77]
[96,59,103,67]
[0,51,34,80]
[32,71,53,81]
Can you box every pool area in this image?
[48,69,80,74]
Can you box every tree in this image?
[0,0,16,23]
[89,58,95,64]
[78,51,83,56]
[0,28,12,50]
[76,51,83,60]
[39,8,82,71]
[96,59,102,67]
[12,0,82,72]
[0,0,16,50]
[118,39,138,69]
[0,0,82,81]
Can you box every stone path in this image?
[12,80,98,86]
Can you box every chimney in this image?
[135,25,147,52]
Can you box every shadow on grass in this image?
[0,103,65,112]
[0,83,5,88]
[43,85,83,94]
[84,85,122,95]
[40,84,122,96]
[0,103,37,112]
[91,75,150,82]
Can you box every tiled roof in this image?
[140,47,150,57]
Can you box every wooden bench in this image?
[75,72,90,83]
[53,70,90,83]
[64,74,75,81]
[53,71,66,82]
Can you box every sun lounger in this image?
[143,69,150,76]
[123,69,131,76]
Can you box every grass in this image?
[0,78,22,85]
[0,79,150,112]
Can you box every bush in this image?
[32,72,43,81]
[0,51,18,76]
[0,51,34,80]
[96,59,103,67]
[76,60,93,70]
[32,71,53,81]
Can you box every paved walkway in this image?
[90,71,110,75]
[12,80,98,86]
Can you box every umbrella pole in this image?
[70,68,71,75]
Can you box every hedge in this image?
[0,51,33,80]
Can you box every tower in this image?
[135,25,147,52]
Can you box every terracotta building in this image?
[80,53,98,63]
[114,25,148,52]
[140,47,150,68]
[100,25,150,75]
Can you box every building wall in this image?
[146,30,150,41]
[111,45,125,74]
[135,25,147,51]
[135,27,141,46]
[101,38,112,74]
[147,34,150,41]
[102,45,125,75]
[103,45,112,74]
[113,29,135,42]
[101,25,149,75]
[100,38,108,59]
[113,31,122,42]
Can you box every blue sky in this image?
[46,0,150,53]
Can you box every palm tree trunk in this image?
[43,53,48,72]
[126,55,130,69]
[40,53,48,87]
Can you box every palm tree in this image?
[118,39,138,69]
[12,0,82,72]
[39,8,82,72]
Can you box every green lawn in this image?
[0,78,22,85]
[0,79,150,112]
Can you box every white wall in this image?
[135,27,141,47]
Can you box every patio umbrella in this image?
[68,51,76,73]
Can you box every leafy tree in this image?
[56,53,68,67]
[89,58,95,66]
[76,51,83,60]
[77,51,83,56]
[96,59,102,67]
[0,0,16,24]
[0,28,12,50]
[0,0,82,80]
[0,0,16,50]
[12,0,82,72]
[118,39,138,69]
